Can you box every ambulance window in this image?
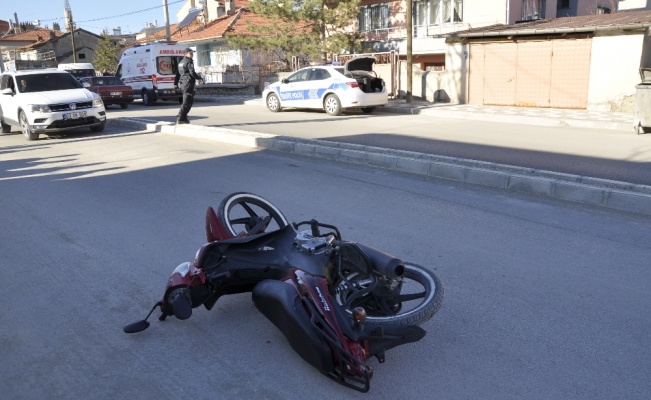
[157,56,182,75]
[115,64,122,79]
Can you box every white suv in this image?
[0,69,106,140]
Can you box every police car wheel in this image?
[324,94,342,116]
[266,93,281,112]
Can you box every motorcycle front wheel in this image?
[333,263,444,329]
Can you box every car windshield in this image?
[18,73,83,93]
[90,77,124,86]
[65,69,96,79]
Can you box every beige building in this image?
[441,10,651,112]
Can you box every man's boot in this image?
[176,114,189,124]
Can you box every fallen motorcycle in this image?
[124,192,444,392]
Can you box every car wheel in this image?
[120,103,128,109]
[0,117,11,133]
[142,90,156,106]
[19,111,38,140]
[266,93,281,112]
[324,94,342,116]
[361,107,375,113]
[90,122,106,132]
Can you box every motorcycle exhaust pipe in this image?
[355,244,405,280]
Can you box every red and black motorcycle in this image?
[124,192,444,392]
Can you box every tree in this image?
[93,34,122,74]
[228,0,363,67]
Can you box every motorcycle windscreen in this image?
[252,279,335,374]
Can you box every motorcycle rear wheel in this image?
[218,192,289,237]
[334,263,443,329]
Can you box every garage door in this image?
[468,38,592,109]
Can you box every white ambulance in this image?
[116,42,187,106]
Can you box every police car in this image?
[262,57,388,116]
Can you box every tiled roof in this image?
[134,7,309,45]
[135,11,239,44]
[450,10,651,37]
[227,8,310,36]
[0,28,64,43]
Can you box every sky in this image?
[4,0,189,35]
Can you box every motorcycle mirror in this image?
[172,292,193,320]
[123,320,151,333]
[122,302,161,334]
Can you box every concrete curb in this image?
[108,117,651,217]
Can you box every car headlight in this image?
[30,104,51,113]
[92,98,104,108]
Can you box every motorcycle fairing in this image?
[252,279,335,374]
[197,225,331,279]
[293,271,372,392]
[205,206,234,242]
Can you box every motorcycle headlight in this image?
[92,98,104,108]
[30,104,51,113]
[172,262,191,278]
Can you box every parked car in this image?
[0,69,106,141]
[262,57,388,116]
[58,62,97,82]
[80,76,134,109]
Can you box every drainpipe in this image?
[505,0,510,25]
[406,0,412,103]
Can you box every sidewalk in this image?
[197,94,638,133]
[114,95,650,217]
[383,100,636,132]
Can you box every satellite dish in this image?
[177,7,201,30]
[33,20,40,26]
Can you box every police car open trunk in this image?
[344,57,385,94]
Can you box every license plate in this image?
[110,92,122,96]
[63,111,87,120]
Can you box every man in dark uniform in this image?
[174,48,203,124]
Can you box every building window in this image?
[596,6,611,14]
[358,4,390,33]
[79,53,86,59]
[413,0,462,37]
[521,0,546,20]
[557,0,570,9]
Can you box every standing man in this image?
[174,48,203,124]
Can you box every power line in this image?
[76,0,185,24]
[38,0,185,23]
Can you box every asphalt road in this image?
[108,100,651,186]
[1,125,650,399]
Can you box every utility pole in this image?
[163,0,172,42]
[406,0,412,103]
[65,0,77,62]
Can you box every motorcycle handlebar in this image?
[293,219,342,241]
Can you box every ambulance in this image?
[115,42,187,105]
